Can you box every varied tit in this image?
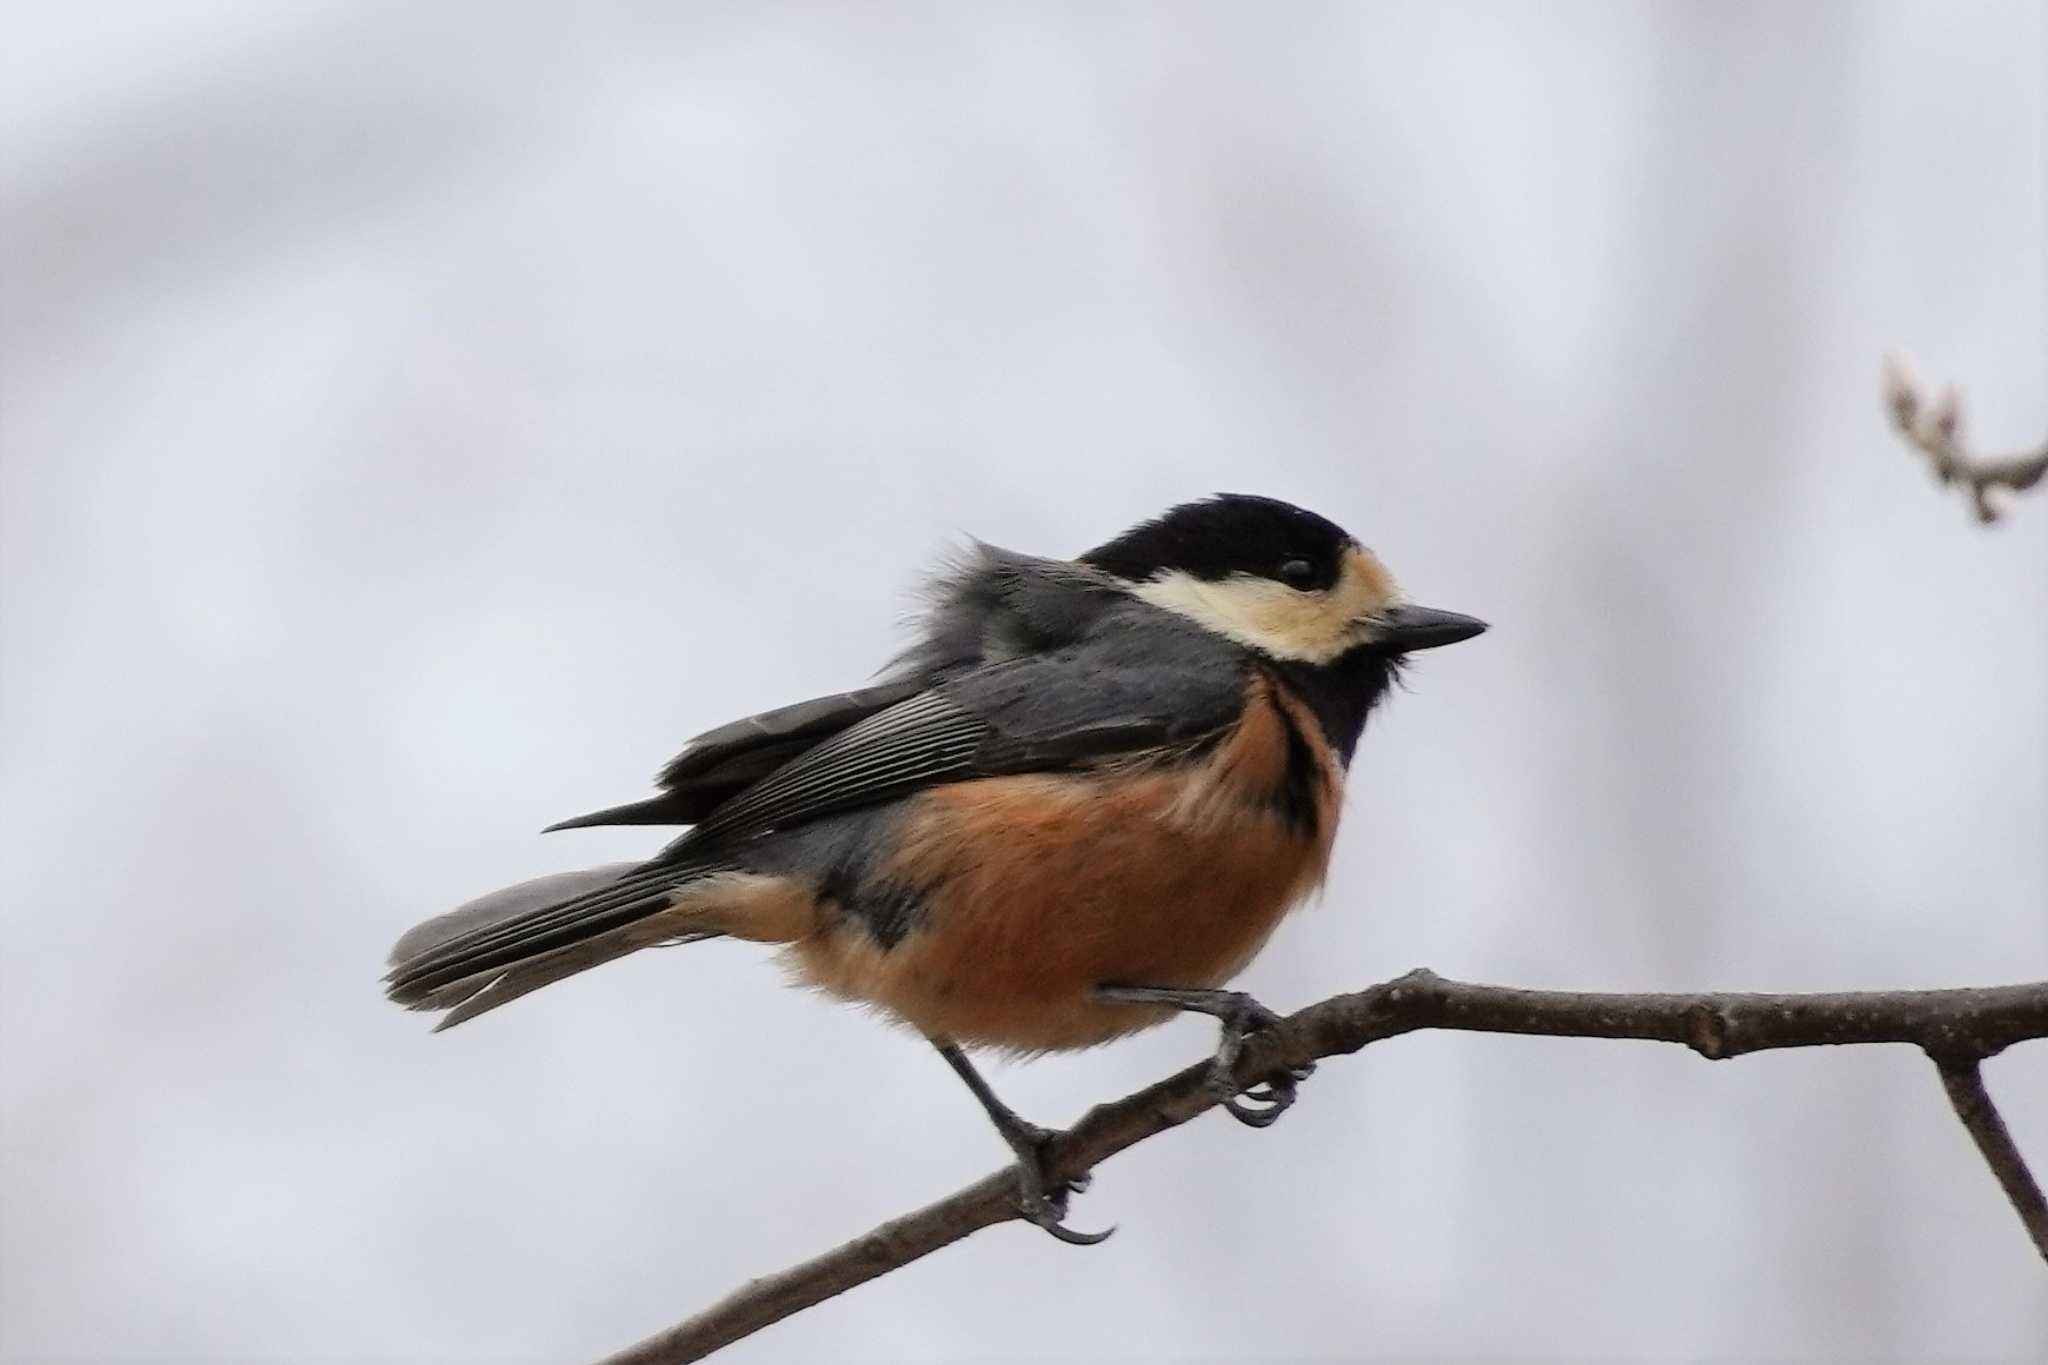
[385,494,1485,1242]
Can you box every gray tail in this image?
[384,860,726,1030]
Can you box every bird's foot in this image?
[1200,992,1315,1128]
[1096,985,1313,1130]
[991,1115,1113,1246]
[931,1039,1110,1245]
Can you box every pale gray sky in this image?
[3,4,2044,1362]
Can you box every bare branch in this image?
[1883,355,2048,523]
[595,970,2048,1365]
[1936,1059,2048,1263]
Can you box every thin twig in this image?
[595,969,2048,1365]
[1883,355,2048,523]
[1935,1059,2048,1264]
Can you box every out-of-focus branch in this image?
[595,969,2048,1365]
[1883,355,2048,523]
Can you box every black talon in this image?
[1014,1158,1115,1247]
[1235,1061,1311,1108]
[1216,1066,1298,1127]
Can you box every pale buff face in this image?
[1131,544,1403,664]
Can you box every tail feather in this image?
[385,861,727,1028]
[428,927,721,1031]
[388,864,640,966]
[391,858,731,986]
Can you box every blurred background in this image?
[4,3,2044,1361]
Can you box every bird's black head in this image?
[1081,493,1486,668]
[1083,493,1485,762]
[1082,493,1357,593]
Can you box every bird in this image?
[385,493,1485,1241]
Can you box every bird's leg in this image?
[929,1040,1112,1246]
[1094,985,1315,1128]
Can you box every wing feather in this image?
[669,611,1251,852]
[657,680,924,788]
[546,680,925,831]
[686,689,988,842]
[547,550,1129,834]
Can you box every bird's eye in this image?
[1278,557,1317,588]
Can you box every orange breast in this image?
[785,674,1343,1052]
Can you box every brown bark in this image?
[596,968,2048,1365]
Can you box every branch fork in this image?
[597,969,2048,1364]
[1883,355,2048,523]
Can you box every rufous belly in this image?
[787,675,1341,1052]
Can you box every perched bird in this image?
[386,494,1484,1240]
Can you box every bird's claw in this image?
[1210,1067,1298,1127]
[1015,1172,1115,1246]
[1002,1123,1113,1246]
[1205,994,1313,1129]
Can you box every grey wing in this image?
[657,681,928,786]
[548,548,1122,834]
[544,679,924,831]
[676,613,1250,850]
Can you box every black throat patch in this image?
[1266,698,1325,837]
[1267,648,1401,768]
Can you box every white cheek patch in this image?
[1134,551,1400,664]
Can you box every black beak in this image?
[1377,604,1488,652]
